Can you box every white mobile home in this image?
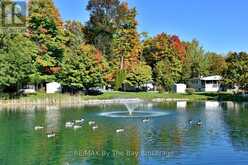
[46,82,62,94]
[188,75,222,92]
[173,84,187,93]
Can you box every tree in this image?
[59,21,106,92]
[181,39,209,81]
[59,45,104,91]
[224,52,248,90]
[169,35,187,63]
[125,63,152,88]
[112,7,141,70]
[85,0,130,60]
[155,59,182,91]
[142,33,182,89]
[28,0,64,82]
[143,33,176,69]
[64,20,85,50]
[0,34,37,92]
[206,52,227,75]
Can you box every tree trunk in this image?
[120,55,124,70]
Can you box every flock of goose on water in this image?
[34,117,202,138]
[34,117,152,138]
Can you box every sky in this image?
[54,0,248,54]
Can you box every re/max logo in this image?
[1,1,27,27]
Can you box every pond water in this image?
[1,101,248,165]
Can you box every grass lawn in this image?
[0,91,247,104]
[16,91,209,101]
[1,91,247,101]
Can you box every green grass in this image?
[0,91,214,101]
[1,91,247,103]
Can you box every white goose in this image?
[88,121,96,126]
[142,118,150,123]
[34,126,44,131]
[65,122,74,128]
[92,125,98,130]
[47,133,56,138]
[116,129,125,133]
[75,118,85,124]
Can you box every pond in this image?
[0,101,248,165]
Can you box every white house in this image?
[173,84,187,93]
[46,82,62,94]
[188,75,222,92]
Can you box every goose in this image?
[34,126,44,131]
[188,120,193,125]
[142,118,150,123]
[92,125,98,130]
[47,132,56,138]
[116,129,125,133]
[197,120,203,126]
[75,118,85,124]
[65,121,74,127]
[73,125,82,129]
[88,121,95,126]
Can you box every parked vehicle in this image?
[85,87,104,95]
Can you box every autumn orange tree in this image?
[27,0,65,85]
[142,33,183,90]
[170,35,187,63]
[112,7,141,70]
[85,0,131,60]
[86,0,144,90]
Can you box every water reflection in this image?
[45,105,60,132]
[176,101,187,110]
[222,102,248,152]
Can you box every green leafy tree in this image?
[0,34,37,92]
[60,20,108,92]
[182,39,209,81]
[125,63,152,88]
[224,52,248,90]
[59,45,104,91]
[64,20,85,50]
[206,52,227,75]
[155,59,182,91]
[28,0,64,84]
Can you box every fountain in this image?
[99,99,170,118]
[124,102,140,116]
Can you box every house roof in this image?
[200,75,222,81]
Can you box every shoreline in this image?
[0,98,190,109]
[0,92,247,109]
